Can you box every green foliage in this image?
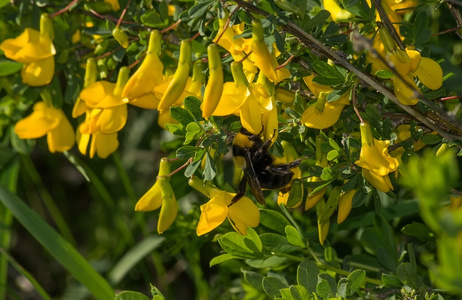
[1,0,462,299]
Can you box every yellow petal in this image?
[72,97,87,118]
[46,114,75,153]
[130,93,160,109]
[362,169,393,193]
[135,181,163,211]
[305,187,326,211]
[240,96,262,135]
[196,195,228,236]
[337,189,356,224]
[157,179,178,234]
[393,76,419,105]
[21,56,54,86]
[94,132,118,158]
[76,126,90,155]
[390,49,411,77]
[228,196,260,228]
[405,48,421,72]
[14,102,59,139]
[122,52,164,99]
[302,101,346,129]
[80,81,119,108]
[212,83,248,116]
[0,28,55,63]
[303,75,332,98]
[323,0,352,20]
[356,140,398,175]
[98,105,127,133]
[413,57,443,90]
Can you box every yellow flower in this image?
[135,158,178,234]
[337,189,356,224]
[250,19,290,83]
[213,13,257,80]
[301,75,350,129]
[76,121,119,159]
[371,28,443,106]
[14,101,75,153]
[212,62,268,134]
[189,177,260,235]
[79,67,132,134]
[122,31,164,109]
[0,27,55,86]
[323,0,352,21]
[355,122,399,193]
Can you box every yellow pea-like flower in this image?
[202,44,224,119]
[158,40,191,111]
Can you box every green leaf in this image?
[303,10,331,32]
[176,146,198,159]
[320,167,333,181]
[183,96,202,120]
[209,254,240,266]
[115,291,150,300]
[0,60,23,76]
[245,227,263,253]
[184,122,201,144]
[324,247,338,265]
[347,269,366,295]
[327,150,339,161]
[170,106,195,127]
[188,0,215,18]
[108,236,165,285]
[297,259,319,294]
[381,273,403,287]
[202,151,217,181]
[421,134,442,145]
[401,222,433,242]
[260,233,302,253]
[316,278,333,299]
[262,276,288,298]
[375,70,394,79]
[243,270,265,292]
[0,187,114,300]
[290,285,308,300]
[285,225,305,247]
[218,232,257,258]
[141,10,168,28]
[259,209,290,234]
[312,61,345,82]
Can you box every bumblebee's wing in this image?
[243,148,266,205]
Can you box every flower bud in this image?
[40,14,54,39]
[112,27,129,49]
[202,44,224,119]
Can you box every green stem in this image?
[112,151,136,202]
[0,157,20,300]
[20,155,76,246]
[273,252,382,286]
[0,249,52,300]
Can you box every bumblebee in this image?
[231,128,302,205]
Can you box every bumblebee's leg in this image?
[229,177,247,206]
[253,129,277,160]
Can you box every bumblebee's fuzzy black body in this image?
[232,128,302,205]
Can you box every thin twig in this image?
[116,0,133,28]
[351,84,364,123]
[50,0,79,18]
